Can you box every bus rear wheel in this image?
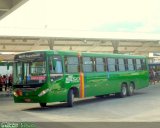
[39,103,47,107]
[67,89,74,107]
[119,84,127,98]
[127,83,135,96]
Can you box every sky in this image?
[0,0,160,34]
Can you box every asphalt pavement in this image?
[1,83,160,123]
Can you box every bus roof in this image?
[15,50,147,59]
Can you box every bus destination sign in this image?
[15,52,45,60]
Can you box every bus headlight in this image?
[38,89,49,97]
[13,91,18,97]
[13,90,22,97]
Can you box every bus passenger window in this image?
[128,59,134,71]
[136,59,142,70]
[108,58,116,72]
[118,58,125,71]
[65,56,79,73]
[95,58,105,72]
[82,57,93,73]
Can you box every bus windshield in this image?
[13,53,46,85]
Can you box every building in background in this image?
[149,52,160,63]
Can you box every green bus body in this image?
[13,50,149,107]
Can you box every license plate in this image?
[24,99,31,102]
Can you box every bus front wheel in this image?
[67,89,74,107]
[39,103,47,107]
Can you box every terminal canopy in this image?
[0,30,160,57]
[0,0,28,20]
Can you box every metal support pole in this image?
[112,41,119,53]
[48,39,54,50]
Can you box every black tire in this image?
[67,89,74,107]
[40,103,47,107]
[127,83,135,96]
[119,84,127,98]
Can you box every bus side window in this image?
[95,58,105,72]
[108,58,116,72]
[118,58,125,71]
[136,59,142,70]
[82,57,93,73]
[49,56,63,74]
[65,56,79,73]
[128,59,134,71]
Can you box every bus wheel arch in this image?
[70,87,79,98]
[127,82,135,96]
[39,103,47,108]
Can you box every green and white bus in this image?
[13,50,149,107]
